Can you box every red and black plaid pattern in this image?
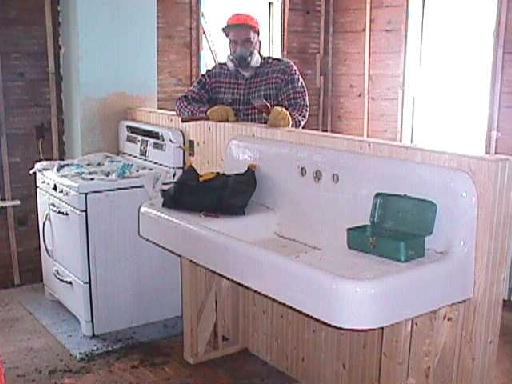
[176,57,309,128]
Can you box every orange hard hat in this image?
[223,14,260,36]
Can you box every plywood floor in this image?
[1,286,510,384]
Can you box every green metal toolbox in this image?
[346,193,437,262]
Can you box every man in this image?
[176,13,309,128]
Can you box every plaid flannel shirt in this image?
[176,57,309,128]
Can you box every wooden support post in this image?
[181,259,245,364]
[45,0,59,160]
[397,0,409,143]
[318,0,333,133]
[326,0,333,133]
[318,0,326,131]
[282,0,289,57]
[190,0,201,83]
[488,0,509,155]
[0,55,21,286]
[181,259,197,361]
[364,0,372,138]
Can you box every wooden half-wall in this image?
[130,108,512,384]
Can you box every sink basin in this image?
[139,137,477,329]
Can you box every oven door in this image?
[41,254,93,335]
[37,189,90,283]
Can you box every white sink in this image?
[139,137,477,329]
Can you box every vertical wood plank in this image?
[488,0,508,154]
[44,0,59,160]
[481,160,511,381]
[181,259,197,362]
[196,279,217,355]
[318,0,325,131]
[363,0,372,138]
[282,0,290,57]
[476,163,505,383]
[190,0,200,83]
[336,327,350,383]
[499,160,512,300]
[396,0,408,142]
[0,55,20,286]
[327,0,334,133]
[408,303,465,384]
[380,320,412,383]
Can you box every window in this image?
[402,0,499,155]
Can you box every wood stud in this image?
[0,55,20,286]
[488,0,509,155]
[364,0,372,138]
[44,0,60,160]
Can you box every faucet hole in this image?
[300,166,307,177]
[313,170,322,183]
[332,173,340,184]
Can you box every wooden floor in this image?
[1,286,511,384]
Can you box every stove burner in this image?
[54,154,153,181]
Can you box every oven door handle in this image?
[49,203,69,216]
[42,211,53,259]
[52,267,73,286]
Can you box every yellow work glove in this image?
[267,106,292,128]
[199,171,219,182]
[207,105,237,122]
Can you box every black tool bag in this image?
[162,166,257,215]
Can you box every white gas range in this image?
[35,121,184,336]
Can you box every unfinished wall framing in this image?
[157,0,407,139]
[130,107,512,384]
[0,0,63,288]
[158,0,200,110]
[326,0,408,139]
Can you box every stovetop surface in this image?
[36,153,180,194]
[53,153,154,182]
